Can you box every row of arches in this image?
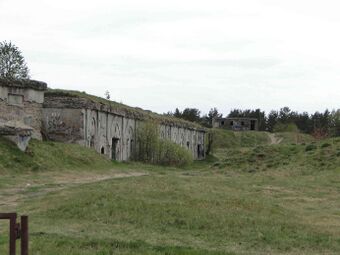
[87,112,205,161]
[88,114,135,161]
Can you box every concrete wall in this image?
[42,108,84,143]
[159,125,205,159]
[43,107,206,161]
[213,118,258,131]
[0,85,45,139]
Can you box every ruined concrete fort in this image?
[212,117,258,131]
[0,79,206,161]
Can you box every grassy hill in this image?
[0,137,115,174]
[210,129,314,150]
[213,137,340,174]
[1,133,340,254]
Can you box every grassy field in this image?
[1,133,340,254]
[0,137,116,174]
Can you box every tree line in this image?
[166,107,340,137]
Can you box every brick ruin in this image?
[0,79,206,160]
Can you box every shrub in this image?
[156,139,193,166]
[305,144,317,152]
[135,121,159,162]
[273,122,299,133]
[321,143,331,148]
[135,121,193,166]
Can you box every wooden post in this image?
[21,215,28,255]
[9,213,17,255]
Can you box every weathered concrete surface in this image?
[0,120,33,151]
[42,108,84,143]
[0,79,47,140]
[1,79,206,159]
[213,117,258,131]
[43,95,206,161]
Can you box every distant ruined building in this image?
[0,79,206,160]
[212,117,258,131]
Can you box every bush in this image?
[274,122,299,133]
[156,139,193,166]
[305,144,317,152]
[321,143,331,148]
[135,121,193,166]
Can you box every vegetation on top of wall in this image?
[45,89,204,130]
[135,121,193,166]
[0,78,47,91]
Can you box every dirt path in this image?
[0,170,147,211]
[267,133,283,145]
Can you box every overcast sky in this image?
[1,0,339,116]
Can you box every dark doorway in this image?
[111,138,119,160]
[197,144,202,159]
[250,120,256,130]
[130,139,134,159]
[101,147,105,154]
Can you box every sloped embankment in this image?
[212,138,340,173]
[0,137,115,173]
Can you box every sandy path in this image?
[267,133,283,145]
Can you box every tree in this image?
[267,110,278,132]
[181,108,201,123]
[0,41,30,79]
[201,107,222,128]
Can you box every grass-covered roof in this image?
[45,89,205,131]
[0,78,47,91]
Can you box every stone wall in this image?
[0,80,206,159]
[0,79,47,140]
[42,108,84,143]
[43,95,206,161]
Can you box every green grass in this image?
[275,132,315,145]
[212,138,340,174]
[210,129,271,150]
[1,134,340,254]
[0,137,116,174]
[210,129,315,151]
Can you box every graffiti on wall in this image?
[47,113,78,140]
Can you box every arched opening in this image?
[111,138,119,160]
[110,122,122,161]
[101,147,105,154]
[197,144,203,159]
[130,139,134,159]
